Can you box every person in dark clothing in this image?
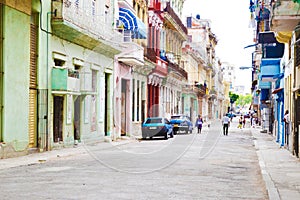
[195,115,203,134]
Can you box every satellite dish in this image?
[196,14,200,19]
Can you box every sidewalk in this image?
[0,137,138,170]
[250,127,300,200]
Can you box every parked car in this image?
[169,114,193,134]
[141,117,174,140]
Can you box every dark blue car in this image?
[169,114,193,134]
[141,117,174,140]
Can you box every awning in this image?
[272,88,283,94]
[260,58,281,82]
[276,31,292,43]
[119,7,147,39]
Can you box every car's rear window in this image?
[171,116,183,119]
[145,118,162,124]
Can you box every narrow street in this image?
[0,119,269,200]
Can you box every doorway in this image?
[121,79,128,136]
[53,96,63,142]
[104,73,111,136]
[74,96,80,141]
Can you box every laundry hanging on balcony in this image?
[119,7,147,39]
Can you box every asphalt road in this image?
[0,120,268,200]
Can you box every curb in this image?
[251,129,281,200]
[253,139,280,200]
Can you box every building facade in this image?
[0,0,228,158]
[0,0,33,157]
[248,0,300,157]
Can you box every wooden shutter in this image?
[28,22,38,147]
[30,23,37,89]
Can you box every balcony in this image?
[145,48,158,63]
[271,0,300,31]
[168,62,188,80]
[148,0,161,11]
[194,84,207,96]
[52,68,80,93]
[145,48,168,77]
[117,31,144,66]
[164,2,188,40]
[189,44,208,64]
[209,88,217,100]
[51,0,122,57]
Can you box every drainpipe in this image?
[45,11,50,150]
[0,4,3,142]
[39,0,56,150]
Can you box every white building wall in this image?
[131,73,148,137]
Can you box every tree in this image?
[235,94,252,107]
[229,92,239,112]
[229,92,239,104]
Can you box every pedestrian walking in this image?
[243,116,246,128]
[195,115,203,134]
[283,110,290,148]
[222,114,230,136]
[238,116,243,129]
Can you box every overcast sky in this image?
[182,0,254,91]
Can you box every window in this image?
[105,7,109,24]
[133,1,136,10]
[75,0,79,9]
[145,118,162,124]
[68,69,79,78]
[92,70,97,92]
[54,59,65,67]
[92,0,96,16]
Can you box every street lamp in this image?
[239,66,253,70]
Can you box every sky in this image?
[182,0,254,92]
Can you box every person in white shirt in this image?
[222,114,230,136]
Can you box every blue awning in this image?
[260,58,281,82]
[119,7,147,39]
